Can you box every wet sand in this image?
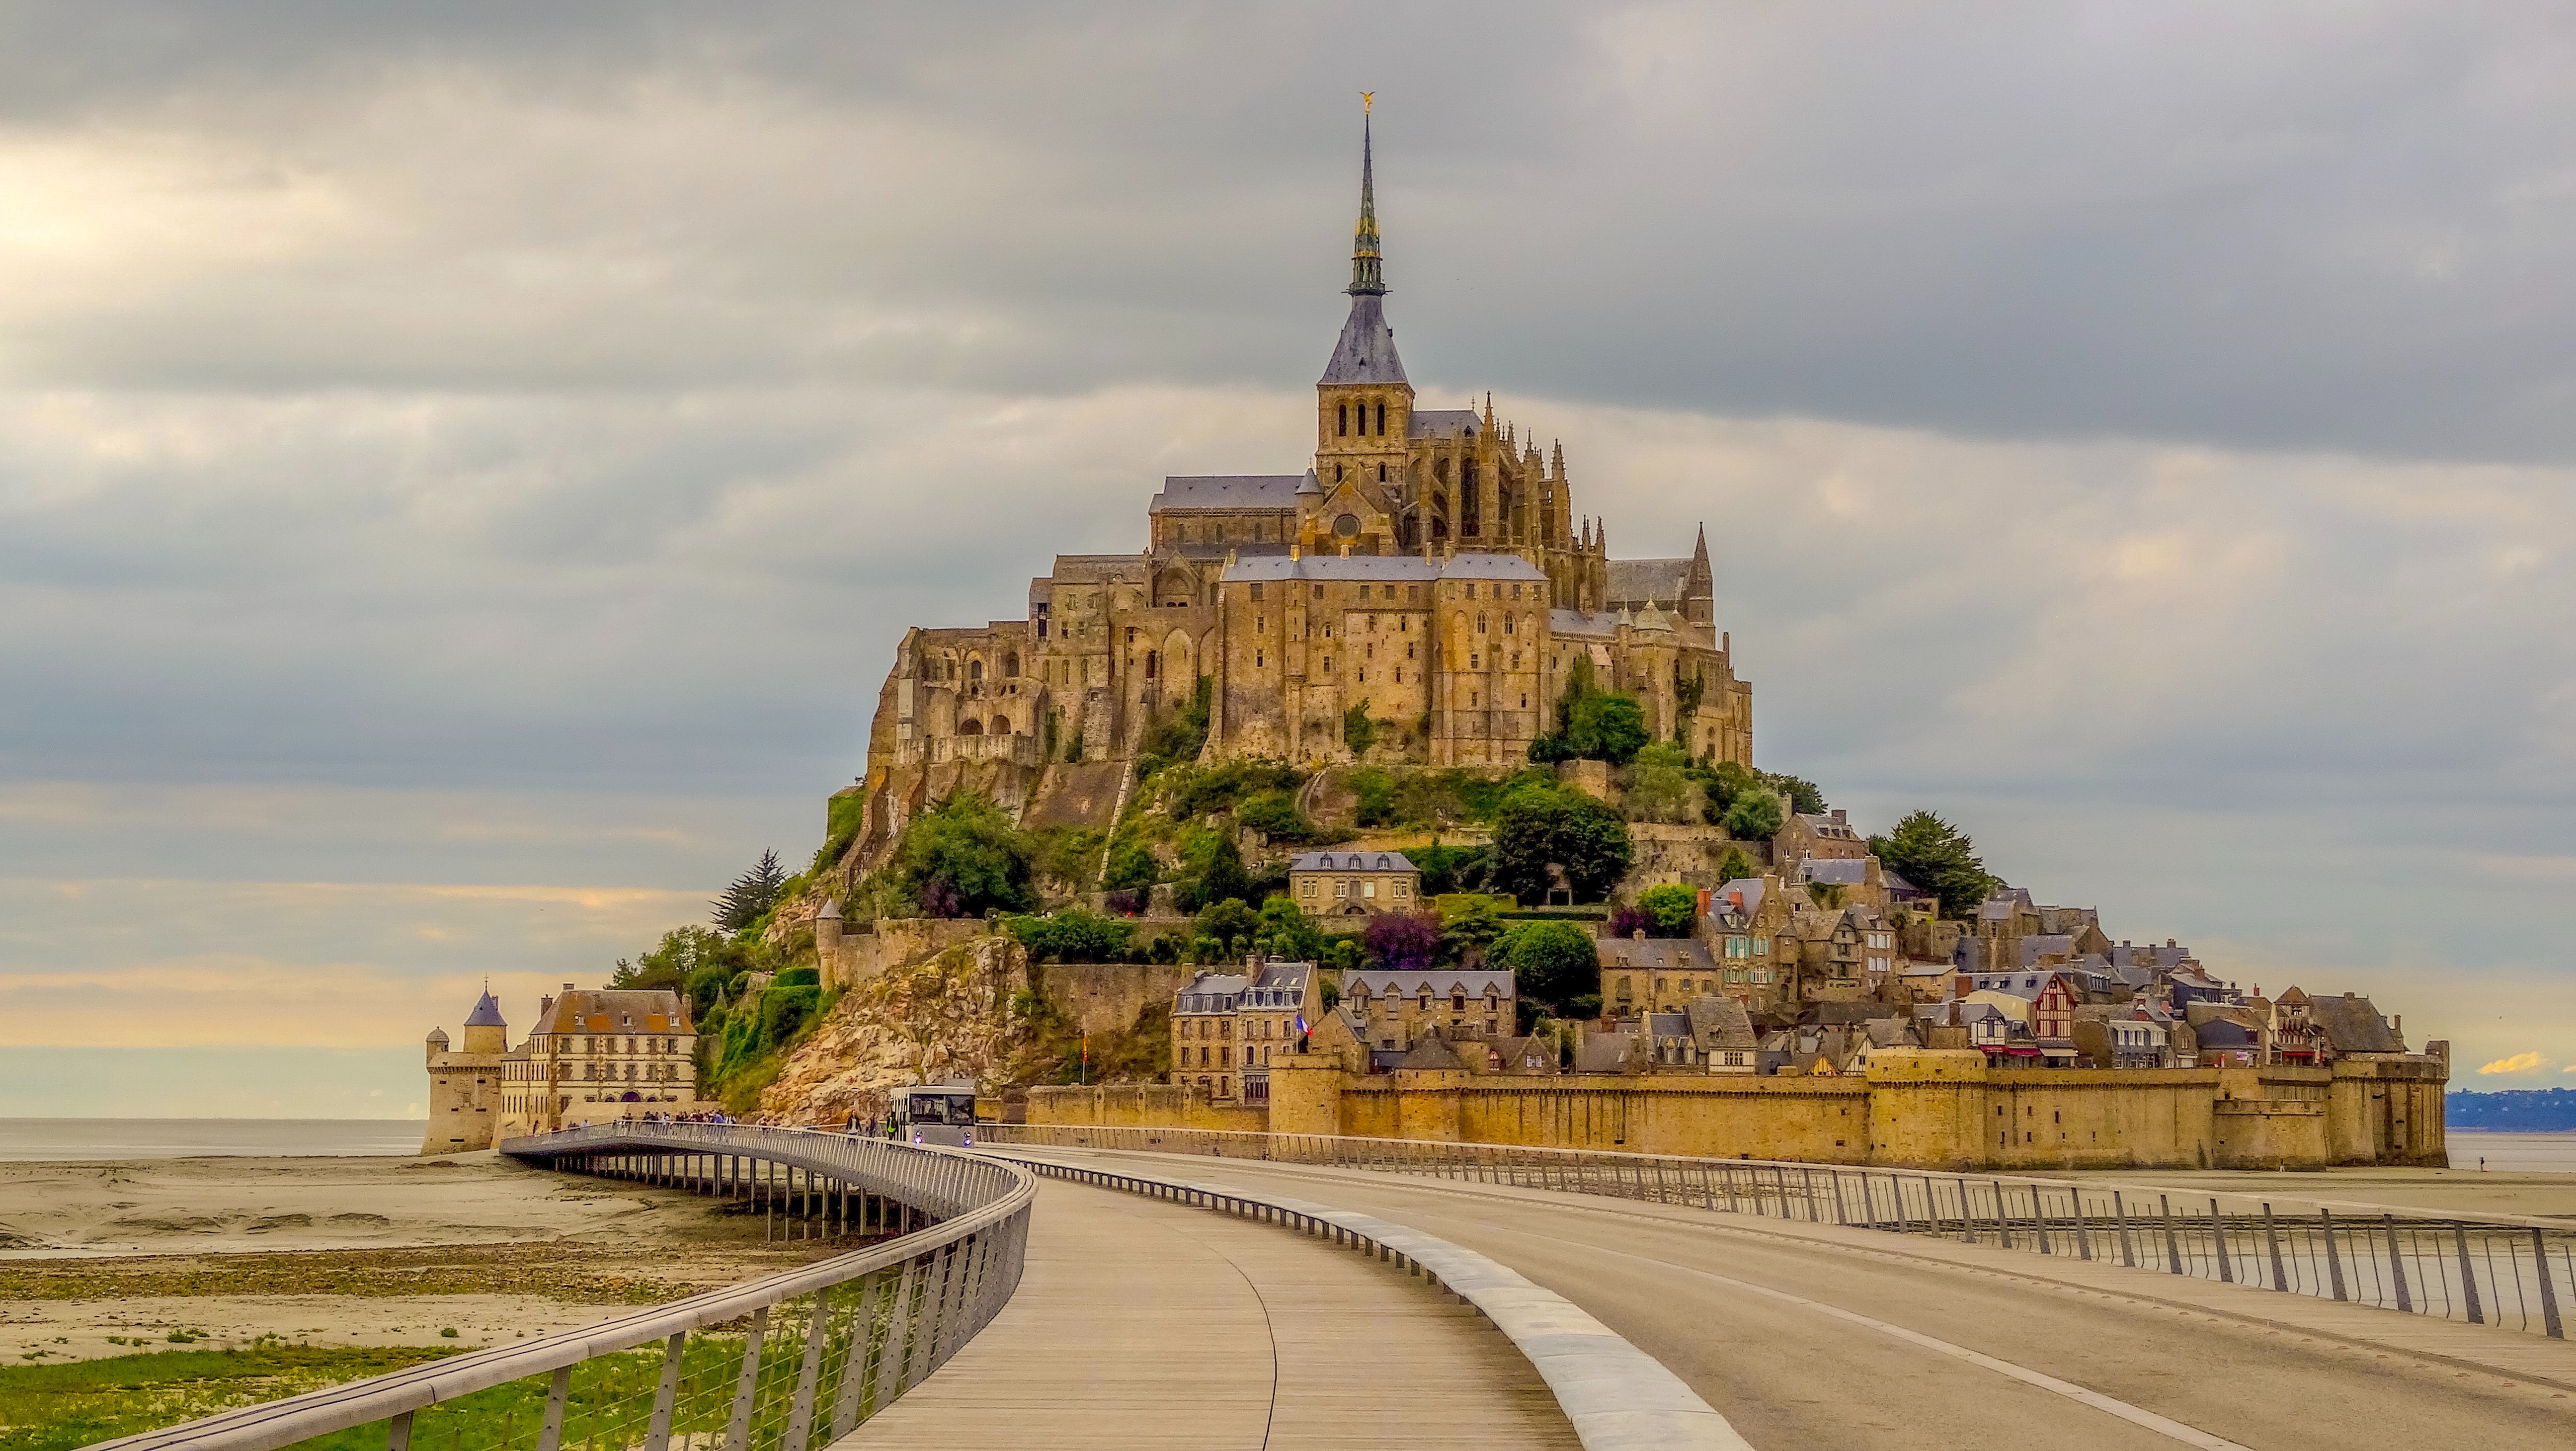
[0,1151,847,1366]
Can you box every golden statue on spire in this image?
[1361,91,1373,114]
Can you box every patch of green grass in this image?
[0,1346,457,1451]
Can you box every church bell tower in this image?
[1311,95,1413,554]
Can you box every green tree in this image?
[1103,837,1159,892]
[1530,656,1650,766]
[1134,676,1213,781]
[1193,898,1260,960]
[711,849,786,933]
[1764,771,1827,816]
[1437,895,1505,965]
[1196,833,1254,910]
[1342,700,1378,758]
[1701,759,1761,818]
[1722,788,1786,841]
[1869,809,1998,919]
[1491,919,1601,1013]
[1624,742,1703,823]
[1491,785,1632,904]
[1254,896,1329,963]
[897,792,1036,917]
[1004,909,1136,964]
[1638,882,1700,936]
[1714,845,1757,885]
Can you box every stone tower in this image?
[420,986,508,1155]
[1308,97,1415,554]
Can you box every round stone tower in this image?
[421,986,510,1156]
[460,988,507,1055]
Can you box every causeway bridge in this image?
[93,1121,2576,1450]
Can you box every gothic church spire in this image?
[1349,94,1385,296]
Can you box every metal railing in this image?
[983,1123,2573,1341]
[92,1124,1037,1451]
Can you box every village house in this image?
[1288,849,1421,918]
[1340,967,1516,1051]
[1701,875,1793,1008]
[1598,931,1719,1016]
[1170,957,1320,1104]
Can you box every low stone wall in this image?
[1025,1083,1269,1134]
[1248,1049,2449,1171]
[816,917,996,990]
[1034,960,1198,1036]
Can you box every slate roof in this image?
[1046,555,1147,582]
[1486,1035,1563,1074]
[1605,558,1692,606]
[1714,877,1770,917]
[1797,859,1870,887]
[536,989,692,1037]
[1320,293,1408,385]
[1343,969,1515,1000]
[1687,995,1758,1050]
[1291,851,1416,873]
[1395,1037,1477,1071]
[1149,475,1305,513]
[1597,936,1715,973]
[2305,992,2405,1053]
[1439,553,1550,582]
[1407,408,1481,440]
[1224,555,1438,583]
[1177,960,1315,1015]
[1549,608,1620,639]
[463,989,506,1028]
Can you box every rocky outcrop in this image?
[758,936,1037,1124]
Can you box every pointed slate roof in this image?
[463,989,505,1028]
[1322,293,1407,386]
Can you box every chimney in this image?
[1696,887,1711,917]
[1831,809,1847,825]
[1632,928,1647,942]
[564,982,575,992]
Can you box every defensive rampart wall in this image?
[1031,1048,2448,1171]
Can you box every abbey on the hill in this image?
[865,108,1750,807]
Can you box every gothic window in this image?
[1338,403,1348,436]
[1144,650,1158,680]
[1004,652,1019,676]
[1476,614,1487,633]
[1376,403,1386,435]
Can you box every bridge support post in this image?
[724,1305,769,1450]
[536,1365,572,1451]
[642,1331,684,1451]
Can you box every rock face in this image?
[759,936,1035,1124]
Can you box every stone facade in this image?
[851,115,1753,858]
[1171,958,1322,1103]
[420,989,509,1154]
[1288,849,1421,918]
[500,985,703,1135]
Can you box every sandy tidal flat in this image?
[0,1152,849,1367]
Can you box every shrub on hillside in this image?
[1490,782,1632,904]
[1005,909,1136,964]
[1721,788,1786,841]
[1490,919,1600,1014]
[758,985,821,1048]
[1623,743,1703,823]
[896,792,1036,918]
[1363,911,1441,972]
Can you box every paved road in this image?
[849,1174,1577,1450]
[1004,1147,2576,1451]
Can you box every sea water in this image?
[0,1119,427,1161]
[2446,1130,2576,1174]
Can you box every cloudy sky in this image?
[4,2,2572,1118]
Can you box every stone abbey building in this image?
[858,112,1752,849]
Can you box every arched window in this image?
[1376,403,1386,435]
[1144,649,1158,680]
[968,658,983,681]
[1004,652,1019,677]
[956,718,983,735]
[1337,403,1348,436]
